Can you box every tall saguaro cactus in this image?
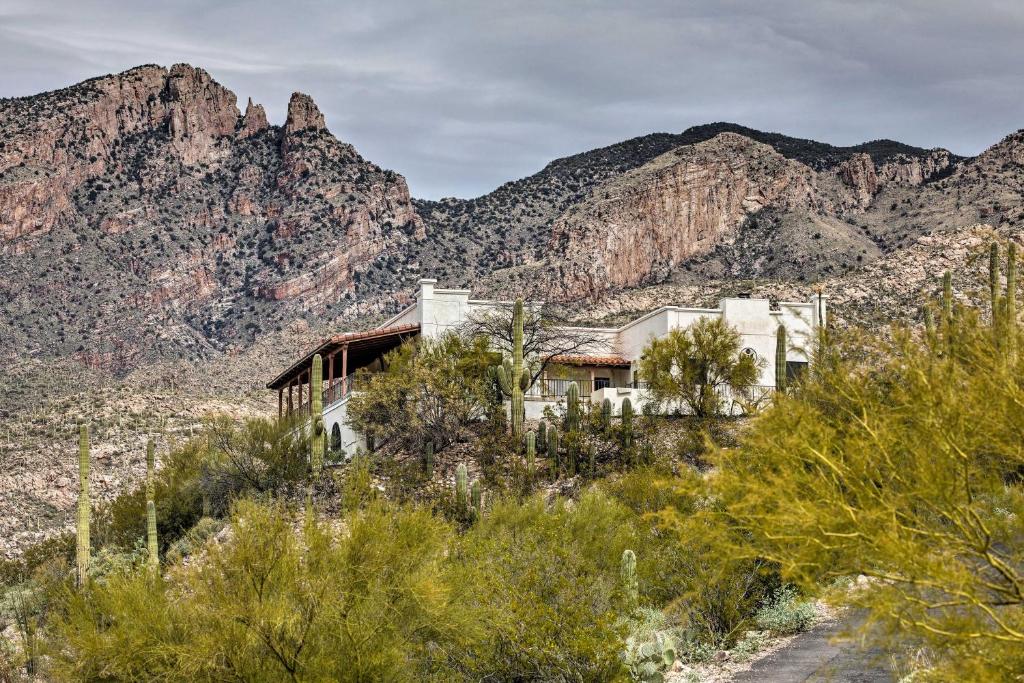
[310,354,325,479]
[621,398,634,451]
[525,430,536,477]
[76,424,91,587]
[621,549,638,614]
[566,382,580,432]
[547,425,560,470]
[775,325,787,393]
[496,299,531,444]
[1007,242,1018,355]
[990,243,1001,323]
[455,463,468,515]
[146,439,158,574]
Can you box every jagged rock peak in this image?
[239,97,269,138]
[284,92,326,134]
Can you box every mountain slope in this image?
[0,64,422,373]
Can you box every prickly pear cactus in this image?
[625,630,678,683]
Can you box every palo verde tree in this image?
[637,317,762,418]
[347,332,493,452]
[711,277,1024,679]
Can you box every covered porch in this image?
[266,323,420,418]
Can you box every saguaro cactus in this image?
[990,242,1001,323]
[471,480,482,515]
[310,354,325,478]
[775,325,787,393]
[146,439,158,574]
[424,441,434,477]
[566,382,580,433]
[600,398,612,433]
[547,425,560,469]
[455,463,468,515]
[495,299,531,444]
[1007,242,1018,354]
[621,549,638,613]
[537,420,547,449]
[76,424,90,586]
[525,430,536,476]
[621,398,634,450]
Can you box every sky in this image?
[1,0,1022,199]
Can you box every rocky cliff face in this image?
[542,134,960,299]
[0,64,422,372]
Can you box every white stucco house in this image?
[267,279,826,455]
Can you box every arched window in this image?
[330,423,342,453]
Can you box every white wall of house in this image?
[333,279,827,451]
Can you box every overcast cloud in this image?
[1,0,1022,199]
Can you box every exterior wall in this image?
[324,397,364,456]
[324,280,828,446]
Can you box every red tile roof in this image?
[548,354,631,367]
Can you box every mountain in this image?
[0,64,422,374]
[4,63,1024,558]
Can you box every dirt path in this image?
[730,616,894,682]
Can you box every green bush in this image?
[754,586,816,636]
[165,517,224,564]
[449,491,634,680]
[53,499,467,681]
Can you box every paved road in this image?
[732,617,894,683]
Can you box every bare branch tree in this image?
[463,303,610,383]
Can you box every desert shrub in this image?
[449,491,634,680]
[164,517,224,564]
[95,416,307,553]
[754,586,816,636]
[94,436,205,552]
[712,303,1024,678]
[52,499,466,681]
[200,414,310,515]
[347,333,494,452]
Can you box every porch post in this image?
[589,368,595,393]
[328,351,335,393]
[341,343,349,396]
[278,388,283,419]
[287,380,294,415]
[306,370,312,409]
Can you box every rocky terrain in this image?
[2,63,1023,557]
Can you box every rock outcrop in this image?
[0,64,423,373]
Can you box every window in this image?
[594,377,611,390]
[786,361,808,382]
[330,423,342,452]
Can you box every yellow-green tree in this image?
[710,306,1024,680]
[638,317,761,418]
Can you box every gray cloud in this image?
[1,0,1022,199]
